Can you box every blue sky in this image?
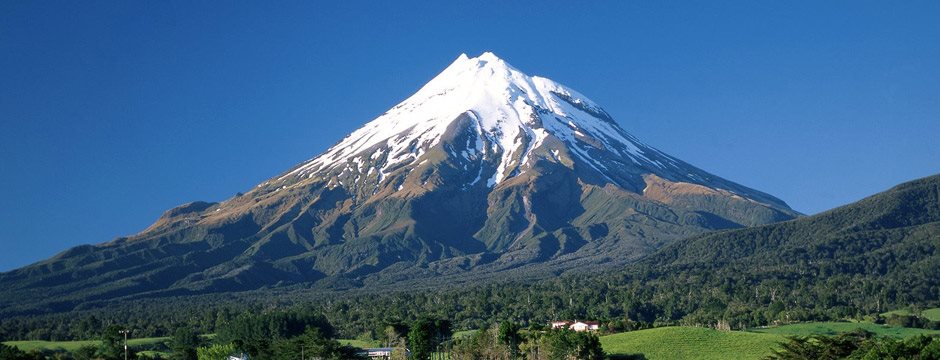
[1,1,938,271]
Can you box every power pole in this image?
[301,344,304,360]
[118,329,132,360]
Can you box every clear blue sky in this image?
[2,1,938,271]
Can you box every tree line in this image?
[0,311,605,360]
[767,329,940,359]
[1,264,936,343]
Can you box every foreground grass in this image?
[4,337,169,352]
[749,322,940,338]
[600,326,784,360]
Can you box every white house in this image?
[569,321,600,332]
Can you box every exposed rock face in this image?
[0,53,798,312]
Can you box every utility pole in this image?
[118,329,132,360]
[301,344,304,360]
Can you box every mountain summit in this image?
[0,53,798,312]
[276,52,789,206]
[284,51,669,190]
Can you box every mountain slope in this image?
[649,173,939,270]
[0,53,797,314]
[632,173,940,315]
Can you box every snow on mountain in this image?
[278,52,682,189]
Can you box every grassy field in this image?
[3,340,100,352]
[881,307,940,322]
[337,339,380,348]
[10,336,381,353]
[749,322,940,338]
[452,329,478,339]
[600,326,785,360]
[920,308,940,321]
[4,337,169,352]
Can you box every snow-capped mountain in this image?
[264,52,787,208]
[285,52,658,188]
[0,53,799,311]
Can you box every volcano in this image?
[0,53,799,312]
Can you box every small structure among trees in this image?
[450,322,605,360]
[359,347,405,360]
[549,320,600,332]
[570,321,600,332]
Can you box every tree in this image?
[270,328,364,360]
[449,327,506,360]
[214,310,335,358]
[536,330,605,360]
[389,338,410,360]
[196,343,237,360]
[383,326,410,360]
[768,329,884,360]
[138,352,166,360]
[99,325,125,360]
[497,321,521,358]
[170,328,203,360]
[73,345,99,360]
[431,319,453,358]
[382,322,409,348]
[570,332,605,360]
[0,343,28,360]
[408,318,435,360]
